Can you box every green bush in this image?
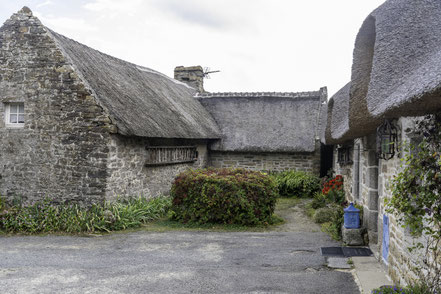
[310,191,327,209]
[0,196,171,233]
[273,170,320,198]
[320,204,344,241]
[170,168,278,225]
[313,207,335,224]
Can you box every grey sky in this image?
[0,0,386,97]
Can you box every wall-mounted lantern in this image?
[376,119,398,160]
[337,145,352,165]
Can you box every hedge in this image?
[170,168,278,225]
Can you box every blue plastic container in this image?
[344,203,360,229]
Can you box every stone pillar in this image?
[174,66,205,93]
[362,133,379,244]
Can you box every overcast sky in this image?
[0,0,386,97]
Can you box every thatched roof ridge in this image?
[197,89,326,153]
[48,30,221,139]
[324,83,351,145]
[197,91,322,99]
[351,0,441,123]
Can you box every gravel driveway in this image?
[0,202,359,293]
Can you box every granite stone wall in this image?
[0,9,115,205]
[105,135,208,201]
[376,118,430,286]
[209,150,320,175]
[337,117,437,286]
[332,144,357,203]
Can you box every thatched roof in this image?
[47,30,220,139]
[325,0,441,144]
[358,0,441,119]
[197,90,326,152]
[324,83,350,145]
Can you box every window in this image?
[145,146,198,166]
[337,145,352,165]
[5,103,25,128]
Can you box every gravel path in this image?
[0,200,359,294]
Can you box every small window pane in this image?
[18,114,24,123]
[18,104,24,113]
[10,114,17,123]
[10,104,18,113]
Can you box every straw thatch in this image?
[197,90,326,152]
[350,0,441,124]
[49,31,220,139]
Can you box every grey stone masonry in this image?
[209,151,320,175]
[105,135,208,201]
[342,226,365,246]
[174,66,205,93]
[0,8,115,205]
[0,8,212,205]
[360,134,379,244]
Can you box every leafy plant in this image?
[273,170,320,198]
[387,114,441,292]
[321,175,346,204]
[320,204,344,241]
[0,196,171,233]
[371,283,433,294]
[312,207,335,224]
[170,168,278,225]
[306,176,346,241]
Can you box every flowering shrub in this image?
[322,175,343,195]
[307,175,346,241]
[371,283,433,294]
[170,168,278,225]
[321,175,346,205]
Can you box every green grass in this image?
[274,197,302,210]
[119,198,296,233]
[138,215,283,232]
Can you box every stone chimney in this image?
[174,66,205,93]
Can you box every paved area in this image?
[0,230,360,293]
[352,256,391,294]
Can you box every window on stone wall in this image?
[337,145,352,165]
[145,146,198,166]
[5,103,25,128]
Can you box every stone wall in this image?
[105,135,208,201]
[333,144,356,203]
[0,9,115,205]
[337,117,436,286]
[209,150,320,174]
[376,117,428,286]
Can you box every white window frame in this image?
[5,102,25,128]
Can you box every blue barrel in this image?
[344,203,360,229]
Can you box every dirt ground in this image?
[272,198,322,232]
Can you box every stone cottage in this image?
[195,90,328,175]
[324,0,441,286]
[0,7,221,204]
[0,7,325,204]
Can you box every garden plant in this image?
[170,168,278,225]
[0,196,170,233]
[386,114,441,293]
